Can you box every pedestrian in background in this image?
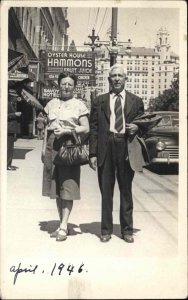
[7,92,22,170]
[89,64,149,243]
[41,72,89,242]
[36,111,46,140]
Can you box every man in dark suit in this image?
[7,93,22,170]
[89,64,149,243]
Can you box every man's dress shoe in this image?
[100,234,111,242]
[122,234,134,243]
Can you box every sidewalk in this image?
[2,138,186,299]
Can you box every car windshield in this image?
[156,115,179,128]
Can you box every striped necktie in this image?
[114,94,123,132]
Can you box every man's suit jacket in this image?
[89,90,150,171]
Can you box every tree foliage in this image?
[148,73,179,111]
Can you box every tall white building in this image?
[95,27,179,109]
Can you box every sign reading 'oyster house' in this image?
[45,51,95,75]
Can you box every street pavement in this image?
[1,138,186,299]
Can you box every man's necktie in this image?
[114,94,123,132]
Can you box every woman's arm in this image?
[54,116,89,138]
[75,115,89,134]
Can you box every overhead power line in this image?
[97,8,108,36]
[93,7,100,29]
[85,8,91,39]
[100,9,110,40]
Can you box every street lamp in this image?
[84,28,100,52]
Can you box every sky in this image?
[67,7,180,54]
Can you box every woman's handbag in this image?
[54,130,89,166]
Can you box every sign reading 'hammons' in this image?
[45,51,95,75]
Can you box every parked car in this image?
[144,111,179,165]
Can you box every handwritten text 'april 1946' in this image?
[10,262,87,285]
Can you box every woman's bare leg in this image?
[59,199,73,231]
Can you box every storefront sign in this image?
[45,51,94,72]
[28,63,39,81]
[9,70,28,81]
[44,51,96,86]
[21,89,43,110]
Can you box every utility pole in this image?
[110,7,118,66]
[84,28,100,88]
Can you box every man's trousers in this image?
[98,135,135,235]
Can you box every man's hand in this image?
[89,157,97,171]
[126,123,138,136]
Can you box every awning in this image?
[8,89,20,97]
[8,49,29,74]
[21,89,43,110]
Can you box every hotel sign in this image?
[41,86,87,100]
[41,87,60,99]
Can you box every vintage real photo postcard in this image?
[0,0,187,299]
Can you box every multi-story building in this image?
[95,46,110,95]
[8,7,69,136]
[95,27,179,110]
